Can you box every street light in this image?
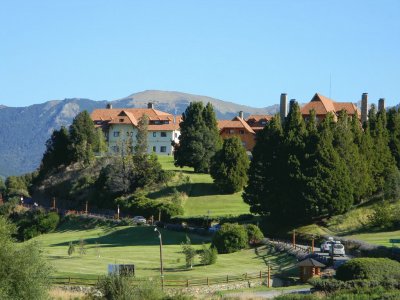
[154,227,164,279]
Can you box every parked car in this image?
[132,216,147,224]
[208,224,221,233]
[330,241,345,256]
[320,237,334,253]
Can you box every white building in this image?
[91,103,180,155]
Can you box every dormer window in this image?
[119,119,124,122]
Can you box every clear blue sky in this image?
[1,0,399,108]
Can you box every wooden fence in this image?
[50,268,272,288]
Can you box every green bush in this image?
[245,224,264,245]
[199,244,218,265]
[212,223,248,254]
[38,211,60,233]
[0,216,52,300]
[336,258,400,281]
[96,275,164,300]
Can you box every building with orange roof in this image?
[218,113,257,151]
[91,103,180,155]
[246,114,273,132]
[300,93,360,122]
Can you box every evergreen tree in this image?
[95,128,108,155]
[135,114,149,156]
[303,113,354,217]
[69,111,99,166]
[387,108,400,169]
[174,102,220,173]
[210,136,249,193]
[243,115,284,217]
[333,111,371,203]
[39,126,71,175]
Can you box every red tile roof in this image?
[246,115,273,122]
[301,93,359,117]
[218,117,255,134]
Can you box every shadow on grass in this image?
[50,226,210,248]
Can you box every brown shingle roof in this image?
[91,108,173,122]
[297,258,326,268]
[246,115,273,122]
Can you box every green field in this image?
[156,156,250,217]
[344,230,400,247]
[34,220,296,280]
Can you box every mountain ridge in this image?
[0,90,278,178]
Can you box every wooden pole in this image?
[117,204,120,220]
[311,238,314,253]
[85,201,88,214]
[52,197,56,209]
[267,266,271,288]
[292,230,296,249]
[207,277,209,286]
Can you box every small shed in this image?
[297,258,325,282]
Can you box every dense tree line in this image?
[244,102,400,225]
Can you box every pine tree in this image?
[39,126,71,175]
[210,136,249,193]
[243,115,284,217]
[387,108,400,169]
[333,111,371,204]
[174,102,220,173]
[135,114,149,156]
[69,111,99,165]
[304,113,354,217]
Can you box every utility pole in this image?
[292,230,296,249]
[154,228,164,282]
[85,201,88,214]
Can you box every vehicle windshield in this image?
[334,244,344,249]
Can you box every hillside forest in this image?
[1,101,400,231]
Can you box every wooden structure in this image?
[297,258,325,282]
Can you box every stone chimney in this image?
[361,93,368,124]
[148,102,154,109]
[280,93,288,122]
[106,103,112,109]
[238,111,244,119]
[378,98,385,112]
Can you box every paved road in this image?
[225,287,311,299]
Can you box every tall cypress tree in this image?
[243,115,284,217]
[387,108,400,169]
[210,136,249,193]
[69,111,99,166]
[174,102,220,173]
[304,113,354,217]
[333,111,371,204]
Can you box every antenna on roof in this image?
[329,73,332,98]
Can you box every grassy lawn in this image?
[344,230,400,247]
[34,221,296,280]
[156,155,250,217]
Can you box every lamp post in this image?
[154,227,164,279]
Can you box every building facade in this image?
[91,103,180,155]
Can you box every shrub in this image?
[0,216,52,300]
[368,201,393,229]
[96,275,163,300]
[336,258,400,281]
[199,244,218,265]
[212,223,248,254]
[245,224,264,245]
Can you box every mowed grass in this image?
[34,221,295,280]
[344,230,400,247]
[156,155,250,217]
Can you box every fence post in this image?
[267,266,271,288]
[186,279,189,287]
[68,276,71,285]
[161,278,164,290]
[207,277,209,286]
[259,271,262,279]
[226,275,229,283]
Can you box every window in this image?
[119,119,124,122]
[239,130,245,134]
[113,131,120,137]
[152,146,156,152]
[161,132,167,137]
[229,129,235,134]
[153,132,157,137]
[261,121,266,125]
[174,132,178,138]
[160,146,167,153]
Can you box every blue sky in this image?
[1,0,399,108]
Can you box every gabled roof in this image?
[91,108,173,123]
[217,116,255,134]
[301,93,359,116]
[246,115,273,122]
[297,258,326,268]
